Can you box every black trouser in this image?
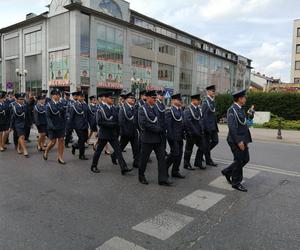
[184,135,205,166]
[112,135,139,166]
[74,129,88,157]
[139,142,168,182]
[223,142,250,186]
[204,131,219,161]
[92,137,127,170]
[166,140,183,174]
[65,128,73,146]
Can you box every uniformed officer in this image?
[112,92,139,168]
[91,92,132,175]
[183,94,205,170]
[10,93,30,157]
[34,95,48,152]
[69,91,91,160]
[0,91,11,152]
[202,85,219,167]
[222,90,252,192]
[165,93,185,179]
[64,92,76,148]
[138,90,172,186]
[87,95,98,144]
[44,89,66,165]
[41,90,51,104]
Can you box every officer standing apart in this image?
[183,94,205,170]
[202,85,219,167]
[138,90,172,186]
[222,90,252,192]
[91,92,132,175]
[165,93,185,179]
[112,92,139,169]
[0,91,11,152]
[69,91,91,160]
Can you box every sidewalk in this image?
[218,124,300,145]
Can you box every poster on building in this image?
[131,65,152,93]
[96,60,123,89]
[80,56,90,85]
[49,50,70,86]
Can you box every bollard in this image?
[277,118,283,140]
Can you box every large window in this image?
[25,31,42,54]
[180,50,193,69]
[295,61,300,70]
[155,27,176,39]
[49,50,70,87]
[80,14,90,85]
[131,57,152,93]
[297,28,300,37]
[159,43,176,56]
[195,54,209,91]
[296,45,300,54]
[177,35,192,45]
[158,63,174,88]
[4,36,19,57]
[5,59,19,92]
[0,61,2,90]
[133,18,154,31]
[96,23,124,89]
[131,34,153,50]
[294,78,300,83]
[180,50,193,95]
[25,55,42,96]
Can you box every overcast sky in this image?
[0,0,299,82]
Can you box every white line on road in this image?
[96,237,146,250]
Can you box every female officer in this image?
[0,91,11,152]
[34,95,48,151]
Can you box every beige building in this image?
[291,19,300,83]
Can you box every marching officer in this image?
[202,85,219,167]
[91,92,132,175]
[165,93,185,179]
[0,91,11,151]
[111,92,139,168]
[10,93,30,157]
[88,95,98,144]
[69,91,91,160]
[138,90,172,186]
[222,90,252,192]
[41,90,51,104]
[34,95,48,152]
[183,94,205,170]
[64,92,76,148]
[43,89,66,165]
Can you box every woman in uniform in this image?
[34,95,48,151]
[0,91,11,152]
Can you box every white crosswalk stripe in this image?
[96,237,146,250]
[132,210,194,241]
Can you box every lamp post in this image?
[15,69,28,92]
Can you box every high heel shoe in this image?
[24,154,30,158]
[58,159,66,165]
[43,153,48,161]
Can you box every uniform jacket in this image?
[69,101,91,130]
[184,104,203,137]
[119,102,136,138]
[165,106,184,142]
[34,104,47,126]
[138,102,164,144]
[202,96,219,132]
[89,103,98,130]
[0,100,11,126]
[10,102,29,130]
[154,100,166,132]
[227,103,252,145]
[46,100,66,130]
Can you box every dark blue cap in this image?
[89,95,96,100]
[15,93,26,100]
[0,91,7,98]
[171,93,182,100]
[157,90,166,96]
[191,94,201,100]
[145,90,157,97]
[50,89,61,96]
[103,91,115,98]
[232,89,247,99]
[206,85,216,91]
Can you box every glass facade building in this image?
[0,0,252,98]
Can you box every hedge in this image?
[254,119,300,130]
[215,92,300,121]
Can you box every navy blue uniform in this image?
[111,102,139,168]
[91,104,128,173]
[222,104,252,186]
[165,106,184,175]
[34,104,47,134]
[69,101,91,158]
[89,103,98,132]
[64,98,74,147]
[10,102,29,145]
[202,96,219,162]
[138,103,168,182]
[46,100,66,140]
[154,100,167,153]
[0,100,11,132]
[183,104,205,168]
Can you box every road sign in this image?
[6,82,14,90]
[164,91,171,99]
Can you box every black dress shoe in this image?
[206,161,218,167]
[221,170,232,184]
[159,180,173,186]
[111,156,118,165]
[43,153,48,161]
[133,163,139,169]
[139,176,149,185]
[121,167,133,175]
[172,172,185,179]
[91,167,100,173]
[232,184,248,192]
[184,164,196,171]
[71,146,76,155]
[79,155,89,160]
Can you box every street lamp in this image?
[15,69,28,92]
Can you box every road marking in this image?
[209,176,234,191]
[177,190,226,211]
[243,168,261,178]
[132,210,193,241]
[96,237,146,250]
[214,158,300,178]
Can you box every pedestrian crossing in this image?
[95,165,261,250]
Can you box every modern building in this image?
[0,0,252,102]
[251,71,281,92]
[291,19,300,84]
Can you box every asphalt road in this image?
[0,133,299,250]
